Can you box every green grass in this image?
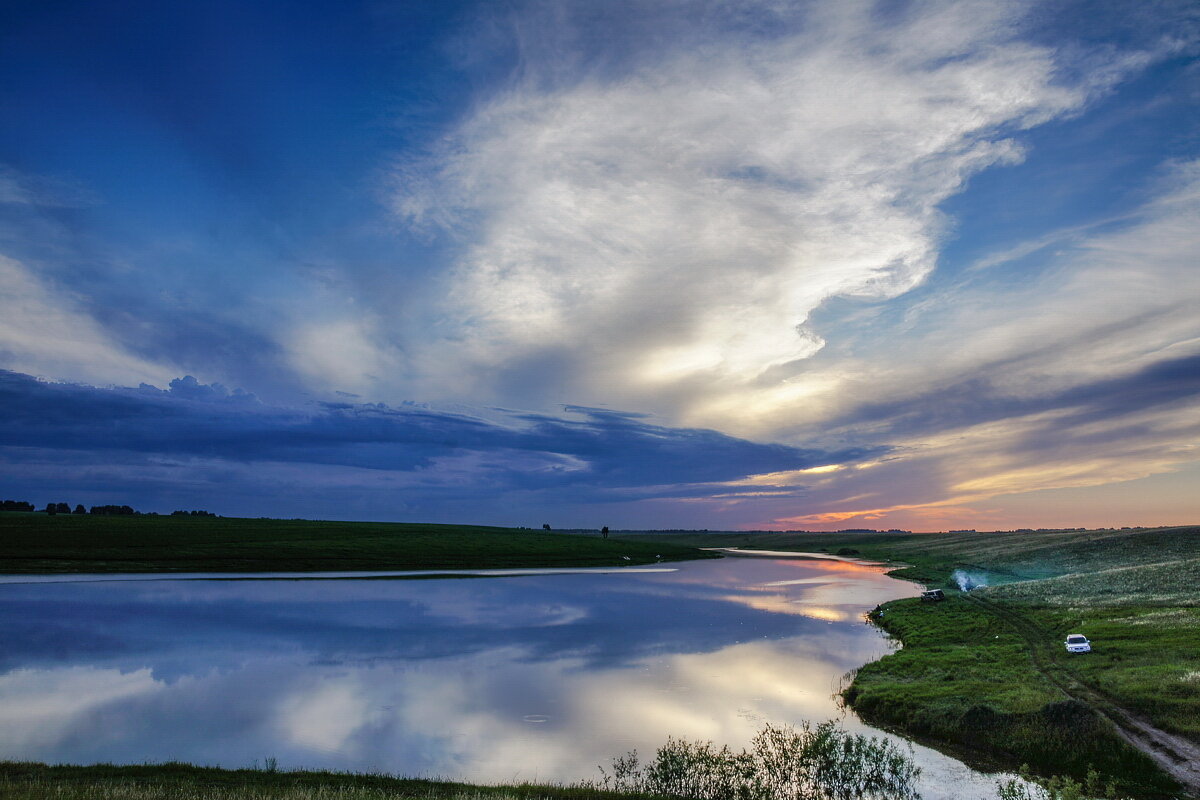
[0,513,716,574]
[633,527,1200,797]
[846,597,1175,797]
[0,762,657,800]
[984,559,1200,741]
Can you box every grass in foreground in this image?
[0,722,923,800]
[0,762,647,800]
[0,513,715,574]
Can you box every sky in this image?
[1,0,1198,530]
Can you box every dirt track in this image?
[966,594,1200,797]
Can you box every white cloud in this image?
[0,254,175,386]
[283,317,401,396]
[398,0,1133,416]
[0,165,93,208]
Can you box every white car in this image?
[1065,634,1091,653]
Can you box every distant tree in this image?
[90,504,136,516]
[602,526,609,539]
[73,504,86,515]
[543,523,552,531]
[55,502,70,514]
[1,500,35,512]
[44,502,57,515]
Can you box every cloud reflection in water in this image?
[0,557,1005,797]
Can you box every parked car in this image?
[1065,634,1092,653]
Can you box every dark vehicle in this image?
[920,589,946,602]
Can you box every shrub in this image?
[597,721,920,800]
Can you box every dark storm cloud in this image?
[0,370,880,504]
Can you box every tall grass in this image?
[596,721,920,800]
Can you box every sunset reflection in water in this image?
[0,556,1008,798]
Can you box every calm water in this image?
[0,556,1011,798]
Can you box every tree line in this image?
[1,499,215,517]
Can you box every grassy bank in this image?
[633,527,1200,797]
[0,762,651,800]
[845,597,1175,797]
[0,513,715,574]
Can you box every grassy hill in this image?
[0,513,715,574]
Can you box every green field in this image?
[0,762,652,800]
[632,527,1200,798]
[0,513,715,574]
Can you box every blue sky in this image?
[1,0,1198,529]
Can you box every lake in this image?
[0,555,1012,798]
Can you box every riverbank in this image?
[632,527,1200,798]
[0,513,715,574]
[0,761,652,800]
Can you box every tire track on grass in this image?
[965,593,1200,796]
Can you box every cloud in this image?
[0,255,175,387]
[395,0,1146,417]
[0,165,94,208]
[725,160,1200,528]
[0,369,879,519]
[284,317,402,396]
[1,1,1194,529]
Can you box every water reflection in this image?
[0,557,1008,798]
